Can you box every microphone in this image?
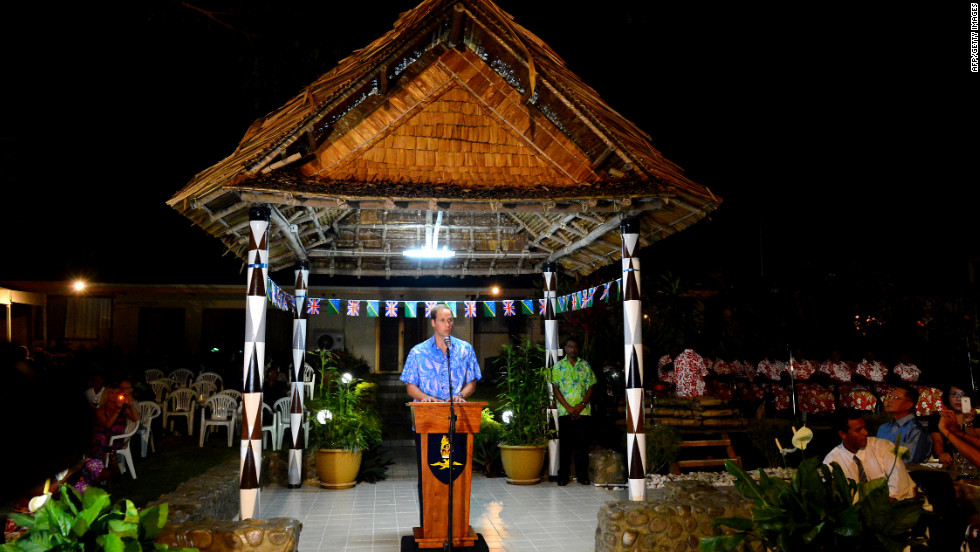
[444,336,451,349]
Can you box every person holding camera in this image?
[87,379,139,460]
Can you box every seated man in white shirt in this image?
[823,408,915,501]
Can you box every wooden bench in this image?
[669,432,741,474]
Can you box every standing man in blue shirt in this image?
[401,303,482,525]
[876,383,932,463]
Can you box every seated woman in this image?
[930,383,979,466]
[86,379,139,462]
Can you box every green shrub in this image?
[2,486,194,552]
[473,408,503,477]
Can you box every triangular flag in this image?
[404,302,417,318]
[481,301,496,317]
[326,299,341,314]
[366,301,380,317]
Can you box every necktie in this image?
[853,455,869,483]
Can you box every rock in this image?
[156,518,302,552]
[595,481,759,552]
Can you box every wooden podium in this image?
[409,402,487,549]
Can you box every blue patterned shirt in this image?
[400,335,481,400]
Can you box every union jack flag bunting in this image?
[464,301,477,318]
[599,283,610,302]
[347,300,360,316]
[538,299,546,315]
[424,301,438,318]
[502,300,516,316]
[306,298,320,315]
[385,301,398,317]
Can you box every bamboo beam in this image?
[308,266,539,277]
[545,211,637,263]
[270,206,308,261]
[237,190,661,214]
[307,249,547,259]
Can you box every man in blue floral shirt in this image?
[551,336,596,486]
[401,304,481,402]
[401,303,481,525]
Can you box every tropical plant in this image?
[699,458,926,552]
[645,423,681,474]
[305,350,382,452]
[495,340,551,446]
[747,418,793,468]
[2,486,193,552]
[356,445,393,483]
[473,408,504,477]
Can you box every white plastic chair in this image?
[199,395,238,447]
[136,401,161,457]
[168,369,195,389]
[218,389,242,403]
[192,381,217,400]
[236,403,278,449]
[273,396,309,450]
[164,388,197,435]
[144,369,165,383]
[149,379,173,404]
[107,418,141,479]
[303,363,316,400]
[195,372,224,391]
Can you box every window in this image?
[65,297,112,340]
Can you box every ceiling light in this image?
[403,246,455,259]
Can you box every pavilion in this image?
[168,0,720,520]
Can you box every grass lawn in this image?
[104,431,238,507]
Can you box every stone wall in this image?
[147,457,240,524]
[595,481,762,552]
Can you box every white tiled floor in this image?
[260,445,625,551]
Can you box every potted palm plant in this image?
[496,340,551,484]
[306,350,382,489]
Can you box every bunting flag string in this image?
[265,277,623,318]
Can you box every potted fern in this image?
[495,340,551,484]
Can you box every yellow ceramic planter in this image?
[498,444,547,485]
[315,449,362,489]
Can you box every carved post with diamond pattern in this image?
[288,261,310,488]
[621,218,646,501]
[241,205,270,518]
[543,262,560,480]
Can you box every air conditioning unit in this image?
[317,332,345,352]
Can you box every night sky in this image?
[1,1,975,289]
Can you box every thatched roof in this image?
[168,0,720,278]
